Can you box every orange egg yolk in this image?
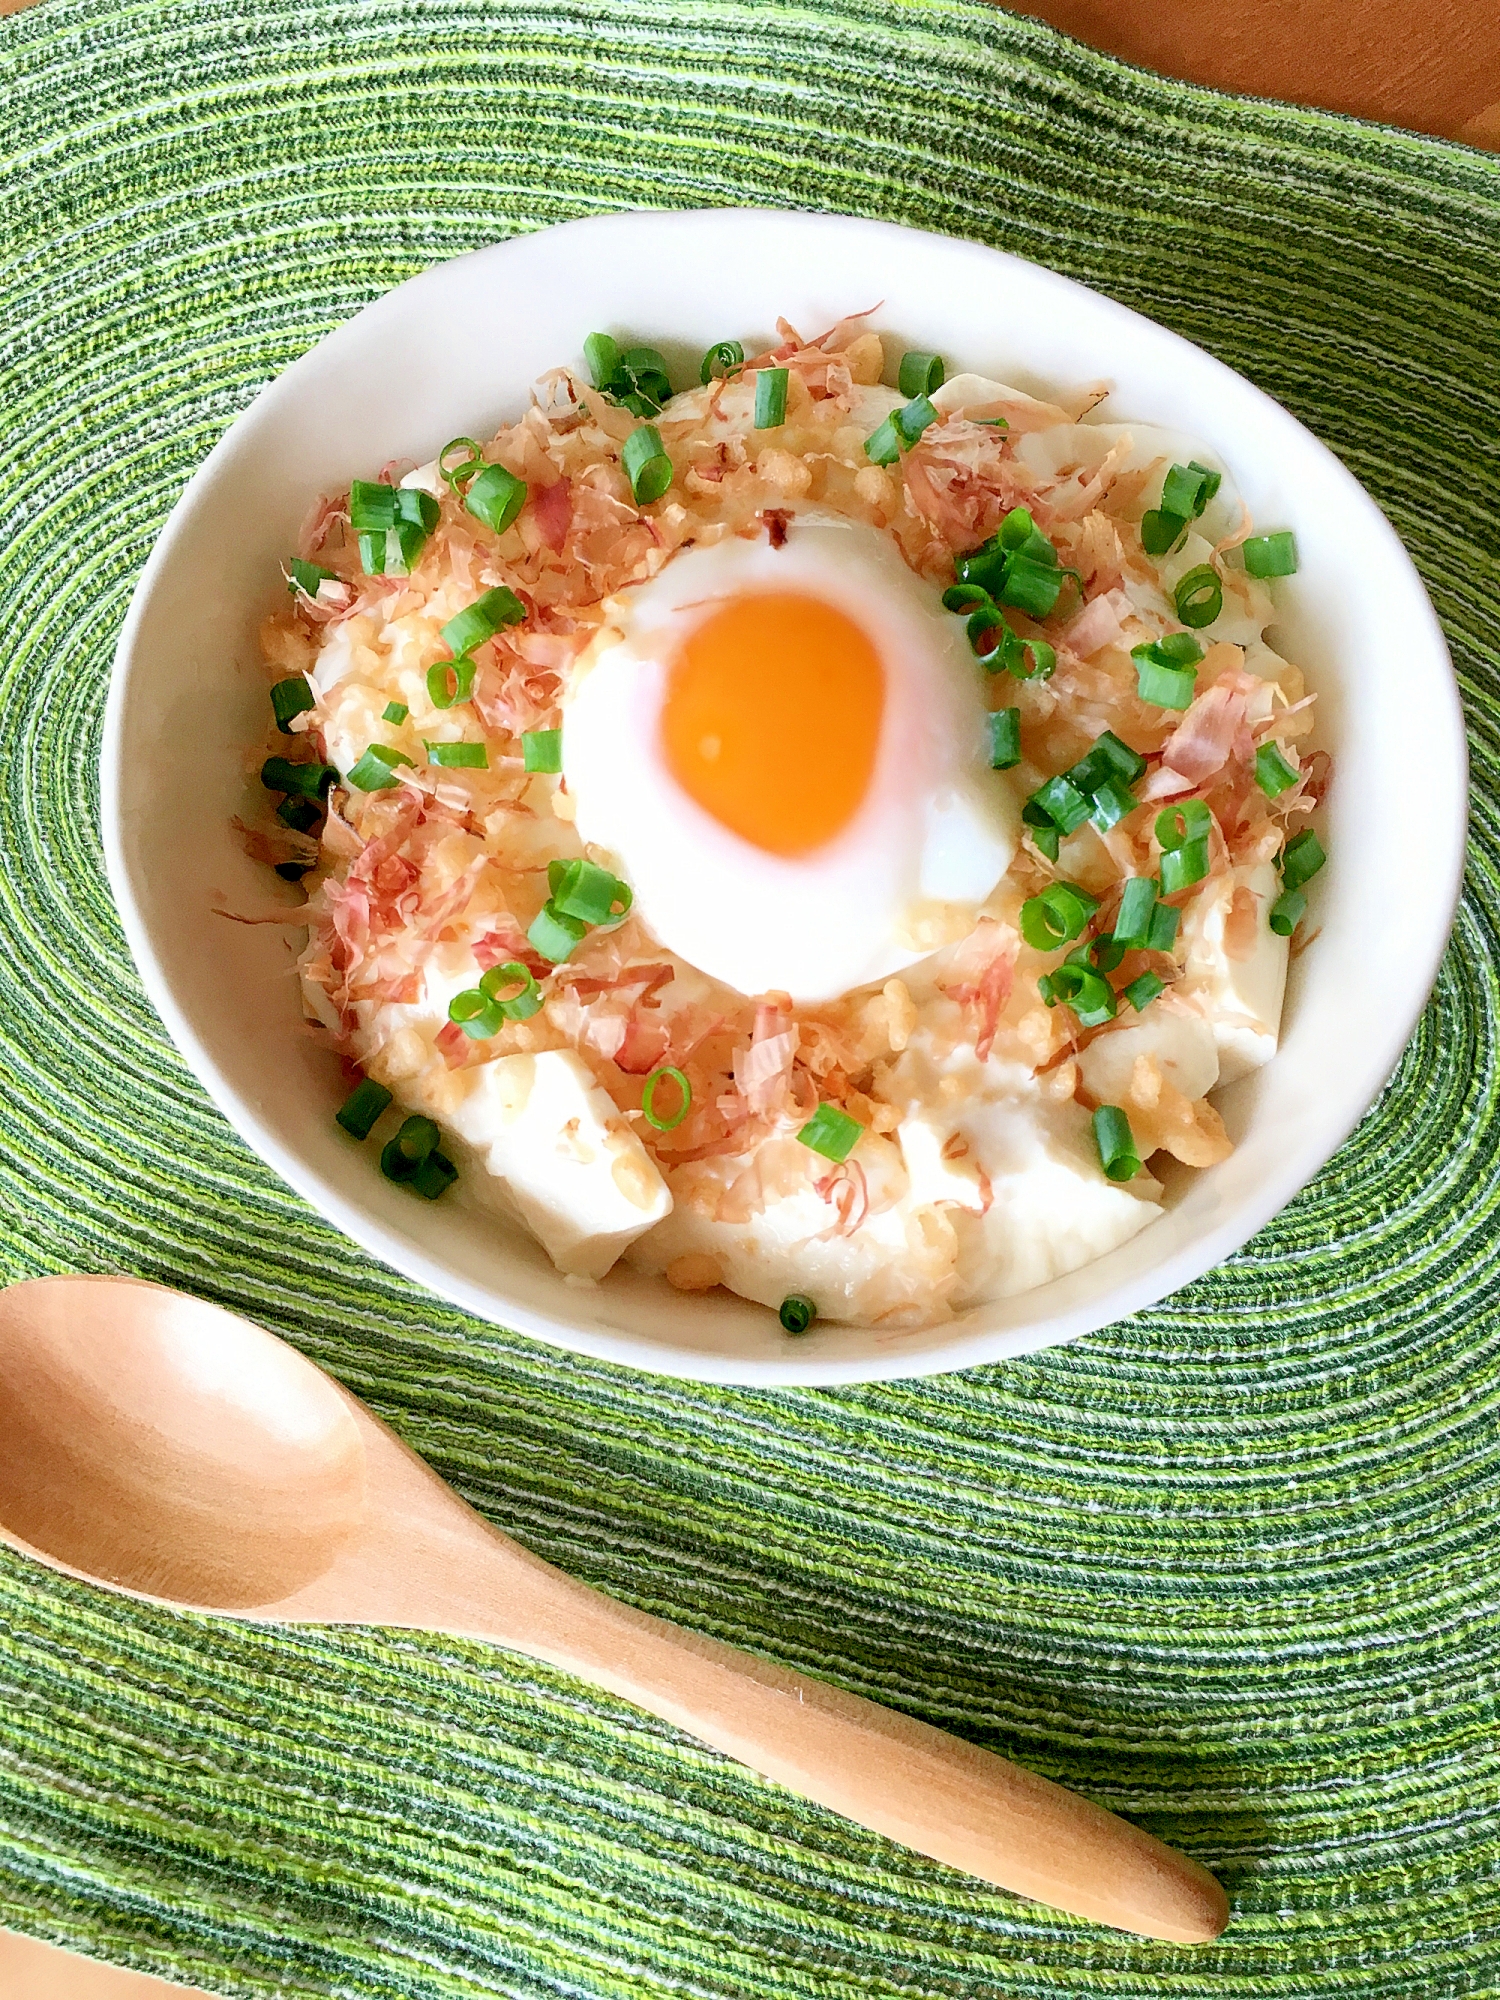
[661,591,885,857]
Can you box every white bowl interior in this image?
[104,210,1467,1384]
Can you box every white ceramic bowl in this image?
[104,209,1467,1386]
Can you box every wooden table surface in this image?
[0,0,1495,1990]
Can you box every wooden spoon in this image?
[0,1275,1228,1942]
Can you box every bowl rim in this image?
[101,206,1469,1386]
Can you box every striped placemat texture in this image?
[2,0,1499,1993]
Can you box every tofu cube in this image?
[1179,862,1289,1085]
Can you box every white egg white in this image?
[562,518,1020,1002]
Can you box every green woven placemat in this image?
[2,0,1499,1993]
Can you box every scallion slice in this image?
[427,656,478,710]
[1254,741,1301,797]
[1000,555,1066,619]
[1174,564,1223,629]
[448,987,506,1041]
[262,755,337,800]
[439,437,484,490]
[1019,880,1098,950]
[480,960,544,1021]
[1071,934,1126,975]
[352,485,439,576]
[987,708,1021,770]
[349,479,399,532]
[1270,887,1307,935]
[1045,961,1117,1027]
[796,1101,865,1163]
[1280,828,1326,890]
[895,394,939,445]
[1018,637,1057,680]
[623,424,673,504]
[699,340,744,384]
[998,507,1056,563]
[1159,836,1210,895]
[382,701,409,725]
[1029,773,1092,836]
[966,601,1007,660]
[1113,875,1159,949]
[1161,461,1218,520]
[465,462,528,535]
[584,332,620,389]
[898,351,945,398]
[641,1065,692,1132]
[527,900,589,963]
[346,743,415,792]
[440,585,526,660]
[1031,822,1061,863]
[522,729,562,774]
[1069,729,1148,794]
[412,1149,458,1200]
[1147,900,1181,952]
[277,795,321,835]
[943,582,993,614]
[1123,970,1166,1012]
[1133,647,1198,710]
[1090,777,1138,832]
[753,367,788,429]
[381,1114,440,1183]
[779,1294,817,1335]
[424,741,488,769]
[1140,509,1188,557]
[271,677,315,731]
[954,543,1010,596]
[863,415,901,466]
[550,858,632,925]
[1156,799,1212,851]
[1243,531,1299,578]
[335,1077,392,1140]
[287,558,336,600]
[1093,1105,1142,1181]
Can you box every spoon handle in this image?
[493,1559,1227,1942]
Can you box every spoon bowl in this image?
[0,1274,1230,1944]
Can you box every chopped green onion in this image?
[380,1114,440,1184]
[1161,461,1220,519]
[987,708,1021,770]
[895,394,939,445]
[382,701,409,725]
[1071,934,1125,975]
[1093,1105,1141,1182]
[641,1065,692,1132]
[1123,970,1166,1012]
[797,1101,865,1164]
[699,340,744,384]
[584,332,620,389]
[1089,777,1139,832]
[623,424,673,504]
[1132,646,1198,710]
[1140,509,1188,557]
[898,351,945,398]
[1157,632,1204,665]
[1147,900,1181,952]
[347,744,415,791]
[277,794,321,834]
[1044,961,1116,1027]
[1000,555,1066,619]
[527,901,589,963]
[1159,837,1211,895]
[1156,800,1212,851]
[1269,887,1307,935]
[779,1293,817,1335]
[1017,637,1057,680]
[1019,880,1098,950]
[287,558,336,600]
[1030,822,1061,863]
[448,987,505,1041]
[954,543,1010,595]
[335,1078,392,1140]
[943,582,993,614]
[439,437,484,490]
[270,676,315,731]
[966,601,1007,659]
[1174,563,1224,629]
[349,479,400,531]
[1254,741,1301,797]
[1243,531,1299,578]
[440,586,525,660]
[480,961,543,1021]
[998,507,1055,563]
[522,728,563,774]
[550,858,632,925]
[1280,828,1326,890]
[464,462,528,535]
[425,741,489,769]
[863,415,901,466]
[753,367,788,428]
[261,755,337,800]
[1113,875,1159,948]
[352,485,439,576]
[1069,730,1148,793]
[427,656,478,710]
[411,1150,458,1200]
[1030,773,1092,836]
